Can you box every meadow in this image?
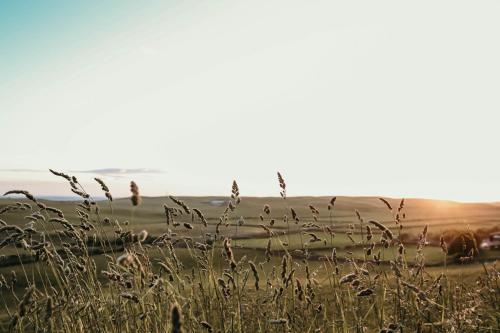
[0,171,499,332]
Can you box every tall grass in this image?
[0,170,498,332]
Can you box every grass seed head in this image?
[130,181,141,206]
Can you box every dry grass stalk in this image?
[130,181,141,206]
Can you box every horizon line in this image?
[2,193,499,205]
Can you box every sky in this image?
[1,1,500,202]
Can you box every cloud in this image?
[73,168,164,175]
[0,169,46,173]
[0,168,164,175]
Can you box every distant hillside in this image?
[2,195,499,235]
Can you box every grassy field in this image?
[0,180,499,332]
[2,195,499,261]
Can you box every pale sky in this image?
[1,1,500,202]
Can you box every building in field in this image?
[479,232,500,250]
